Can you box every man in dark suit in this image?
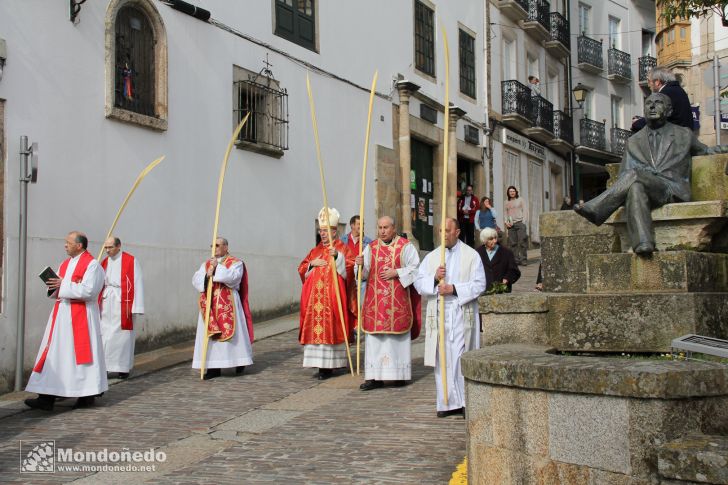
[476,227,521,293]
[648,66,693,129]
[575,93,721,256]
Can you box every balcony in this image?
[577,35,603,74]
[610,127,631,157]
[521,0,551,43]
[545,12,570,59]
[608,48,632,84]
[524,95,554,143]
[639,55,657,88]
[576,118,620,163]
[546,110,574,155]
[501,80,533,131]
[496,0,528,22]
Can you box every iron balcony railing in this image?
[502,80,533,121]
[577,35,603,69]
[611,127,631,156]
[527,0,550,31]
[549,12,570,49]
[579,118,606,151]
[553,110,573,145]
[639,55,657,82]
[512,0,529,13]
[608,48,632,80]
[531,95,554,133]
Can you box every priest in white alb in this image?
[414,218,486,418]
[25,231,108,411]
[192,237,254,379]
[354,216,421,390]
[100,236,144,379]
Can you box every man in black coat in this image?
[476,228,520,293]
[648,66,693,129]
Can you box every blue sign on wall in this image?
[692,106,700,130]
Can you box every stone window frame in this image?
[104,0,168,131]
[413,0,436,82]
[458,24,477,102]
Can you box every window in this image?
[105,0,168,131]
[233,66,289,157]
[503,37,516,80]
[114,7,155,117]
[668,29,675,44]
[459,28,476,99]
[680,27,687,40]
[274,0,316,51]
[504,150,521,194]
[610,95,623,128]
[414,0,435,77]
[578,3,591,35]
[583,90,593,119]
[608,16,621,49]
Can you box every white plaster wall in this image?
[0,0,486,390]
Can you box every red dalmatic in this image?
[361,237,422,339]
[198,256,254,344]
[298,240,355,345]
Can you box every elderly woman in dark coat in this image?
[476,227,521,293]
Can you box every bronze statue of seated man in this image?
[575,93,725,256]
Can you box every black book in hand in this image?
[39,266,59,296]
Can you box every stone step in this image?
[547,292,728,352]
[606,199,728,253]
[586,251,728,293]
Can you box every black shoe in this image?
[436,407,464,418]
[359,380,384,391]
[392,380,408,387]
[72,396,95,409]
[203,368,222,380]
[24,395,55,411]
[117,372,129,379]
[634,242,655,256]
[235,366,245,375]
[317,368,333,380]
[574,205,599,225]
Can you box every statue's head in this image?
[644,93,673,127]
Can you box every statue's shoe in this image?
[634,242,656,256]
[574,205,598,225]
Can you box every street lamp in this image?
[572,83,587,110]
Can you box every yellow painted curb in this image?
[449,457,467,484]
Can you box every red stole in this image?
[362,237,422,339]
[100,252,135,330]
[198,256,254,344]
[297,240,354,345]
[34,251,95,372]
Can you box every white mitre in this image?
[317,207,340,228]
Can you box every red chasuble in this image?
[34,251,95,372]
[298,240,354,345]
[199,255,255,344]
[361,237,422,339]
[100,251,135,330]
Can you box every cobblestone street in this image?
[0,324,466,484]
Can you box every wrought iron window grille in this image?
[233,60,289,155]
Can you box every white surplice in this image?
[415,240,486,412]
[303,250,348,368]
[26,254,109,397]
[357,240,420,381]
[100,253,144,373]
[192,258,253,369]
